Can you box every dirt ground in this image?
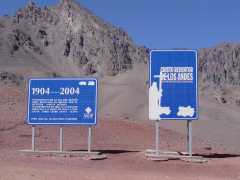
[0,86,240,180]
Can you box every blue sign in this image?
[149,50,198,120]
[27,78,98,125]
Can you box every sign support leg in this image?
[187,120,192,157]
[32,126,36,152]
[155,120,160,155]
[59,126,63,152]
[88,126,92,153]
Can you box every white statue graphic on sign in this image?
[149,71,171,120]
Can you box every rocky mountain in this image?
[198,43,240,105]
[0,0,148,86]
[199,43,240,88]
[1,0,240,106]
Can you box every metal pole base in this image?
[145,149,207,163]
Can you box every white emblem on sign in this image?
[79,81,87,86]
[84,107,94,119]
[85,107,92,114]
[88,81,95,86]
[177,106,195,117]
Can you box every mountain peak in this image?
[58,0,80,9]
[0,0,148,78]
[59,0,76,4]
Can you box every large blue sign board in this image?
[149,50,198,120]
[27,78,98,125]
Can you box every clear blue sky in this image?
[1,0,240,49]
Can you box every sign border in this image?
[27,77,98,125]
[149,49,198,120]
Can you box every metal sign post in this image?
[88,126,92,153]
[59,126,64,152]
[187,120,192,156]
[155,120,160,155]
[32,126,36,152]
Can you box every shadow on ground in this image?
[71,149,139,154]
[71,149,240,158]
[194,153,240,159]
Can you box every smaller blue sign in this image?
[27,78,98,125]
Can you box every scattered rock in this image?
[205,146,212,151]
[0,72,24,86]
